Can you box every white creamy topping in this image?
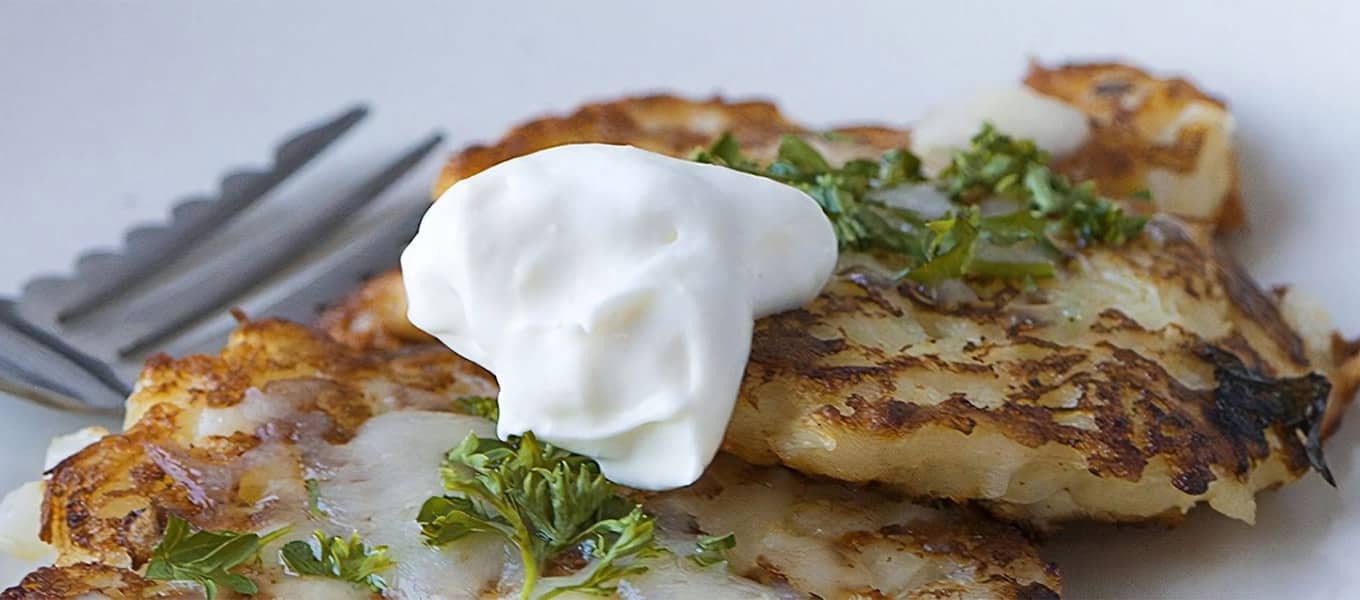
[911,85,1090,175]
[402,143,837,490]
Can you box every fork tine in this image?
[56,105,369,323]
[167,197,429,356]
[0,376,104,414]
[0,300,130,412]
[115,132,445,358]
[0,358,119,415]
[254,196,428,323]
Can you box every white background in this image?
[2,2,1358,598]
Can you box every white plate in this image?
[2,2,1357,597]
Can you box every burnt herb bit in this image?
[280,530,394,592]
[455,395,500,421]
[937,122,1148,248]
[144,514,289,600]
[691,533,737,567]
[417,431,660,599]
[1197,345,1334,485]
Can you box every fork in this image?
[0,106,444,414]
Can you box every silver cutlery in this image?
[1,106,443,414]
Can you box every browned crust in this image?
[1,563,176,599]
[871,513,1061,600]
[1325,335,1360,436]
[318,270,436,350]
[1025,61,1244,227]
[740,267,1313,500]
[433,95,806,195]
[40,319,497,568]
[647,454,1062,598]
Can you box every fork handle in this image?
[0,300,128,414]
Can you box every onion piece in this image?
[867,184,952,220]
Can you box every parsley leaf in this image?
[771,135,831,176]
[692,131,758,171]
[691,533,736,567]
[538,506,661,599]
[144,514,288,600]
[877,148,925,187]
[280,530,394,592]
[455,395,500,421]
[417,432,659,599]
[902,208,981,283]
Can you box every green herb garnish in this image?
[144,514,288,600]
[691,533,736,567]
[304,478,323,519]
[536,506,657,599]
[692,123,1147,284]
[455,395,500,421]
[937,122,1148,247]
[417,431,659,599]
[280,530,394,592]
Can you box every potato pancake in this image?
[320,62,1359,527]
[5,320,1058,599]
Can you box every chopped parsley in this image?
[417,432,660,599]
[144,514,288,600]
[304,478,323,519]
[692,123,1147,284]
[691,533,737,567]
[454,395,500,421]
[280,530,394,592]
[936,123,1147,247]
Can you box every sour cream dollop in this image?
[402,143,836,490]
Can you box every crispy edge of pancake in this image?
[1024,61,1244,228]
[0,563,174,600]
[645,454,1061,600]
